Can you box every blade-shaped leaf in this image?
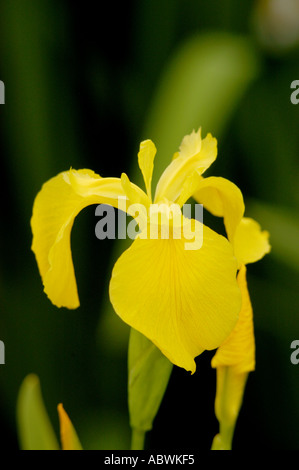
[16,374,60,450]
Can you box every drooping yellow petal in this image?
[154,129,217,204]
[109,220,241,373]
[69,169,148,206]
[233,217,271,267]
[31,169,138,309]
[138,140,157,201]
[57,404,83,450]
[211,264,255,374]
[191,176,245,242]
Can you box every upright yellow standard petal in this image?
[31,169,132,309]
[211,264,255,374]
[109,220,241,373]
[233,217,271,267]
[57,404,83,450]
[154,129,217,203]
[138,140,157,201]
[179,128,202,158]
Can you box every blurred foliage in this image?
[0,0,299,450]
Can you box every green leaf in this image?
[16,374,60,450]
[128,329,173,439]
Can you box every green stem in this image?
[131,428,146,450]
[211,367,249,450]
[219,367,234,450]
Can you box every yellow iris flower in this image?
[31,128,244,373]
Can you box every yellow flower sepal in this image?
[110,219,240,373]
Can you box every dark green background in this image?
[0,0,299,450]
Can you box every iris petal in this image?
[154,130,217,203]
[31,169,131,309]
[109,220,241,373]
[211,264,255,373]
[138,140,156,201]
[233,217,271,267]
[192,176,245,242]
